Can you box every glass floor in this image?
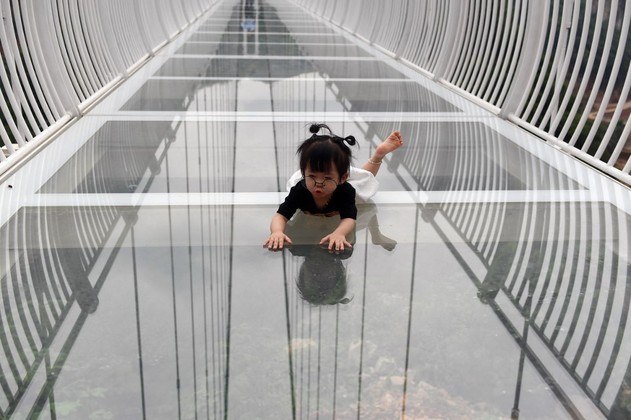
[0,0,630,418]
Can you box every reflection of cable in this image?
[165,149,183,419]
[282,249,297,419]
[183,120,200,417]
[295,266,300,415]
[271,51,296,419]
[222,79,240,420]
[332,304,340,418]
[356,227,370,417]
[218,120,232,419]
[131,227,147,419]
[299,297,304,417]
[203,88,219,419]
[317,308,322,419]
[268,53,282,193]
[196,98,212,417]
[401,205,420,418]
[512,293,533,419]
[307,305,312,417]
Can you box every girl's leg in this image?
[362,130,404,177]
[368,214,397,251]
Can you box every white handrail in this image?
[0,0,218,176]
[294,0,631,185]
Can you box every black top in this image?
[277,182,357,220]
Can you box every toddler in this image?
[264,123,403,251]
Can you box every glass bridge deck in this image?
[0,0,629,418]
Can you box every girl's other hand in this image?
[264,232,292,251]
[320,233,352,252]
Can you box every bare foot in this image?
[368,216,397,251]
[373,233,397,251]
[374,131,403,159]
[362,130,404,176]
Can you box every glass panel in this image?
[154,57,407,79]
[268,80,459,112]
[121,80,458,113]
[194,24,336,34]
[1,201,628,418]
[37,121,581,194]
[175,42,371,57]
[1,205,233,419]
[198,23,331,32]
[187,33,349,44]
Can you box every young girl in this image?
[264,123,403,251]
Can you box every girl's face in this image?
[304,164,348,198]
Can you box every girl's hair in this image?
[297,123,357,179]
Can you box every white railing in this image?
[0,0,218,175]
[292,0,631,185]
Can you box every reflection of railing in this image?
[0,205,133,418]
[0,116,236,417]
[0,0,218,173]
[291,0,631,184]
[427,199,631,417]
[362,119,631,417]
[282,201,630,417]
[498,202,631,416]
[365,121,579,191]
[38,122,175,193]
[0,119,177,416]
[276,114,630,417]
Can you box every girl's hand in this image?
[264,231,292,250]
[320,233,352,252]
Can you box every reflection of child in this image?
[290,245,353,305]
[263,123,403,251]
